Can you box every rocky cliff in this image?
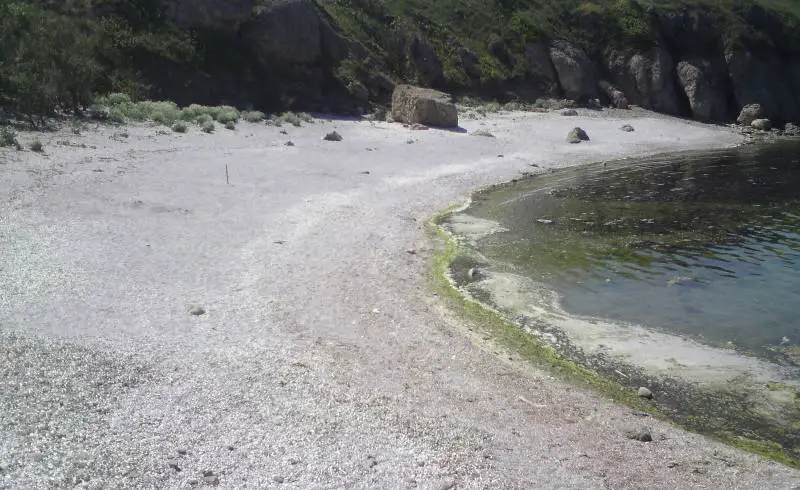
[10,0,800,124]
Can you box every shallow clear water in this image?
[464,141,800,358]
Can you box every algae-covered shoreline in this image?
[429,144,800,468]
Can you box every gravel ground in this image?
[1,109,798,489]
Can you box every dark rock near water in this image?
[738,104,763,126]
[726,49,798,124]
[604,46,681,116]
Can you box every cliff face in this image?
[12,0,800,123]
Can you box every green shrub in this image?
[171,121,188,133]
[243,110,265,123]
[214,106,240,124]
[29,139,44,153]
[224,121,236,130]
[180,104,213,122]
[0,127,20,148]
[279,112,302,127]
[196,114,213,126]
[201,121,215,133]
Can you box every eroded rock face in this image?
[164,0,254,30]
[676,59,729,122]
[391,85,458,127]
[726,49,798,124]
[525,43,560,95]
[605,46,681,115]
[243,0,323,64]
[599,81,629,109]
[392,29,445,87]
[549,41,598,101]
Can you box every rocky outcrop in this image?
[726,49,798,124]
[456,48,482,80]
[243,0,324,64]
[599,81,629,109]
[164,0,253,31]
[737,104,763,126]
[676,59,729,122]
[604,46,681,115]
[391,29,445,87]
[391,85,458,127]
[567,127,590,144]
[751,118,772,131]
[549,41,598,101]
[524,43,560,95]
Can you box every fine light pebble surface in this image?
[1,109,798,489]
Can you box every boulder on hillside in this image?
[784,122,800,136]
[599,81,630,109]
[604,46,681,115]
[165,0,253,31]
[676,59,729,122]
[243,0,323,64]
[737,104,763,126]
[391,85,458,128]
[751,118,772,131]
[549,41,599,102]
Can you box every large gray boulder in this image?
[599,81,629,109]
[676,59,728,122]
[164,0,253,30]
[726,49,798,124]
[604,46,681,115]
[243,0,323,64]
[391,85,458,128]
[737,104,763,126]
[549,41,598,101]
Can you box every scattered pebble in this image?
[323,131,342,141]
[406,138,415,144]
[203,474,220,485]
[177,448,188,456]
[439,478,457,490]
[168,460,182,472]
[561,109,578,116]
[471,129,495,137]
[273,475,285,484]
[625,427,653,442]
[638,387,653,399]
[359,170,371,175]
[284,141,295,146]
[280,129,288,135]
[536,219,554,224]
[188,305,206,316]
[620,124,635,132]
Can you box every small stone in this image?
[470,129,495,137]
[566,127,589,144]
[626,427,653,442]
[536,219,553,224]
[188,305,206,316]
[620,124,634,132]
[323,131,342,141]
[168,460,182,472]
[203,475,219,485]
[637,387,653,399]
[227,445,234,451]
[203,470,215,477]
[280,129,288,135]
[497,154,504,158]
[406,138,415,144]
[284,141,295,146]
[177,448,188,456]
[273,475,285,484]
[561,109,578,116]
[410,123,429,131]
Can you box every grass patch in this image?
[243,110,266,123]
[29,139,44,153]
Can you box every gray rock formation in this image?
[604,46,681,115]
[525,43,560,95]
[726,50,798,124]
[392,29,444,87]
[676,59,728,122]
[391,85,458,128]
[566,127,589,144]
[737,104,763,126]
[751,118,772,131]
[599,81,630,109]
[549,41,598,101]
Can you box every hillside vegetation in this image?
[0,0,799,123]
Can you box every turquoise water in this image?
[462,141,800,360]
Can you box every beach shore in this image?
[2,109,797,488]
